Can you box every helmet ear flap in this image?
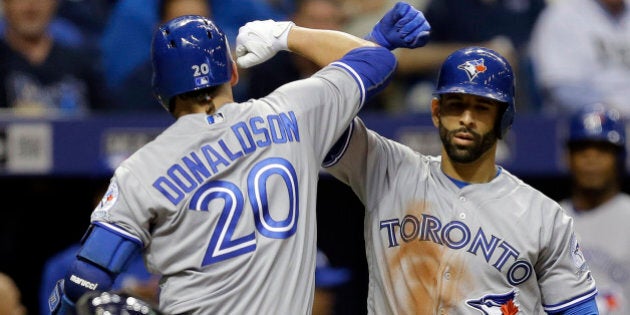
[433,47,516,138]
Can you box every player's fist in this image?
[235,20,295,69]
[365,1,431,50]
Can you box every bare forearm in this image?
[287,26,378,68]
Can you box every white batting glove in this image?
[235,20,295,69]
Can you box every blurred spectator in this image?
[0,0,113,49]
[100,0,286,112]
[559,103,630,314]
[314,248,351,315]
[529,0,630,117]
[208,0,286,48]
[0,272,27,315]
[54,0,112,49]
[339,0,429,113]
[408,0,545,113]
[346,0,545,113]
[99,0,210,112]
[246,0,347,98]
[0,0,108,116]
[341,0,428,38]
[39,181,160,315]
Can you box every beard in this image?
[438,122,497,163]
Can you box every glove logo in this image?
[48,279,63,312]
[458,59,487,81]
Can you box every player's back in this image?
[91,61,367,312]
[97,100,328,314]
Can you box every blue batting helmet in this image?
[151,15,233,111]
[568,103,626,150]
[433,47,515,138]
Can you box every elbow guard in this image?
[63,224,143,302]
[78,223,142,273]
[333,46,396,103]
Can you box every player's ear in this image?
[431,97,440,127]
[230,61,239,86]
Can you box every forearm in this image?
[49,224,142,314]
[287,26,378,68]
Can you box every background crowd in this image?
[0,0,629,314]
[1,0,629,117]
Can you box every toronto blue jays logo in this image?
[458,58,488,81]
[466,290,520,314]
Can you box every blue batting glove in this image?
[49,279,76,315]
[365,1,431,50]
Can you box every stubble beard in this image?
[439,122,497,164]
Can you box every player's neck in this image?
[441,150,498,184]
[571,185,619,211]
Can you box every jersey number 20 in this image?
[189,157,299,266]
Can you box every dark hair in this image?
[169,85,220,112]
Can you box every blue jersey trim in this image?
[546,295,599,314]
[93,221,143,245]
[322,119,355,168]
[332,46,396,105]
[544,288,598,313]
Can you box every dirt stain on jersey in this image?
[388,201,472,314]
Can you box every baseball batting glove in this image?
[235,19,295,69]
[365,1,431,50]
[49,279,76,315]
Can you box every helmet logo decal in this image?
[195,76,210,86]
[583,113,604,134]
[458,59,487,81]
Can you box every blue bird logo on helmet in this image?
[434,47,516,139]
[458,59,487,81]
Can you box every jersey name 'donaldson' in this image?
[152,111,300,206]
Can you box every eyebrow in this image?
[443,95,497,105]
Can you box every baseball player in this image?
[560,104,630,314]
[323,47,600,314]
[47,2,431,314]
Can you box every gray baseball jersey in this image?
[325,118,598,314]
[89,63,364,314]
[560,193,630,315]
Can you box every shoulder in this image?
[610,192,630,211]
[497,169,562,209]
[617,192,630,202]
